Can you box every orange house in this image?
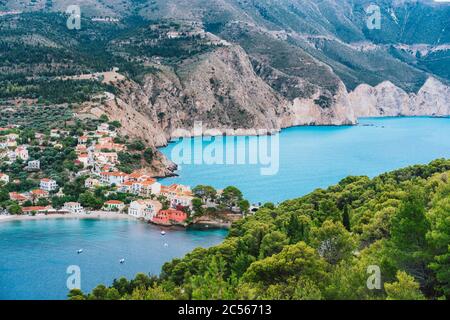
[152,209,188,226]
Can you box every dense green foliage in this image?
[0,79,116,105]
[0,105,73,129]
[76,159,450,300]
[0,12,220,105]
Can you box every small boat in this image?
[119,258,125,264]
[164,243,169,247]
[77,249,83,254]
[161,231,166,235]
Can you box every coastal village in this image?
[0,117,250,228]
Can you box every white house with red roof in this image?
[13,146,29,161]
[127,172,150,182]
[117,181,133,193]
[78,136,88,144]
[94,151,118,165]
[9,192,29,204]
[128,199,162,220]
[161,184,194,208]
[132,179,161,197]
[30,189,49,199]
[98,136,114,144]
[75,144,87,154]
[94,142,125,152]
[103,200,125,212]
[97,123,110,132]
[21,206,53,214]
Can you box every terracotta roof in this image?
[100,171,127,177]
[141,179,157,186]
[161,184,192,196]
[9,192,27,201]
[105,200,124,205]
[22,206,48,212]
[129,172,143,178]
[31,189,48,195]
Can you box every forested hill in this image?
[74,158,450,300]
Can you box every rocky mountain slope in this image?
[80,43,356,144]
[0,1,449,153]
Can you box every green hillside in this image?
[1,1,449,92]
[74,159,450,300]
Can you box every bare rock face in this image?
[349,77,450,117]
[99,44,357,145]
[281,83,356,126]
[171,45,285,133]
[413,78,450,116]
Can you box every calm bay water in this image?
[161,117,450,203]
[2,117,450,300]
[0,218,226,300]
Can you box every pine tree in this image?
[342,205,351,231]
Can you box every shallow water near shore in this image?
[160,117,450,203]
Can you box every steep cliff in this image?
[349,77,450,117]
[81,42,357,150]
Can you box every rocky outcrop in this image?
[281,83,356,126]
[349,77,450,117]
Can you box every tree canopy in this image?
[74,159,450,300]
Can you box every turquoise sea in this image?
[1,117,450,300]
[0,218,226,300]
[161,117,450,203]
